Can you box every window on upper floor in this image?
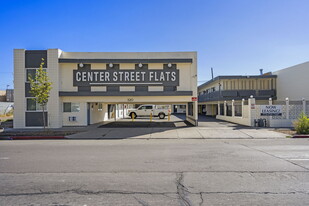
[26,69,47,82]
[26,98,46,111]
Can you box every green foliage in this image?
[28,59,52,107]
[28,58,52,129]
[293,113,309,134]
[5,109,14,117]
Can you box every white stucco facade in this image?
[273,61,309,101]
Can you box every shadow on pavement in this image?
[98,113,192,128]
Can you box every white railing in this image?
[216,97,307,128]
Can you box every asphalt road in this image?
[0,138,309,206]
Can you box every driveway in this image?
[198,115,244,128]
[67,114,286,139]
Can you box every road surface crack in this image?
[0,189,175,197]
[199,192,204,206]
[176,172,192,206]
[133,196,150,206]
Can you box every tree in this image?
[28,58,52,129]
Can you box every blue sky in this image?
[0,0,308,90]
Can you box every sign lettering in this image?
[73,69,179,87]
[260,105,282,116]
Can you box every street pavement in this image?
[0,137,309,206]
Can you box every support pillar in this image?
[241,99,245,118]
[285,98,289,119]
[232,99,235,117]
[248,96,256,126]
[224,101,227,116]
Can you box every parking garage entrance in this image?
[82,100,196,127]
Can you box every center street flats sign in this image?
[73,69,179,86]
[260,105,282,116]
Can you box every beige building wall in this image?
[46,49,62,128]
[13,49,26,128]
[59,63,78,92]
[274,61,309,101]
[89,103,106,124]
[62,102,88,126]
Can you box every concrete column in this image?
[224,101,227,116]
[248,96,256,126]
[47,49,61,128]
[232,100,235,117]
[13,49,26,128]
[302,98,306,114]
[114,104,117,121]
[269,97,272,105]
[285,97,289,119]
[241,99,245,118]
[217,102,220,116]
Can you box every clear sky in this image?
[0,0,308,90]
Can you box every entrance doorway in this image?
[108,104,116,120]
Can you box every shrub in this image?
[293,113,309,134]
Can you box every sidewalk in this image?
[66,125,287,139]
[0,114,288,140]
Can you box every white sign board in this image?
[260,105,282,116]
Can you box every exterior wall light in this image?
[79,63,84,68]
[109,63,113,68]
[138,63,143,68]
[168,63,172,68]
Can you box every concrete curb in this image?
[292,134,309,138]
[0,136,65,140]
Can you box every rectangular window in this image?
[98,103,103,110]
[26,98,46,111]
[27,98,36,111]
[26,69,36,81]
[63,103,80,112]
[26,69,47,82]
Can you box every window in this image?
[27,98,36,111]
[139,105,152,110]
[26,69,36,81]
[26,69,47,82]
[98,103,103,111]
[63,103,80,112]
[26,98,45,111]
